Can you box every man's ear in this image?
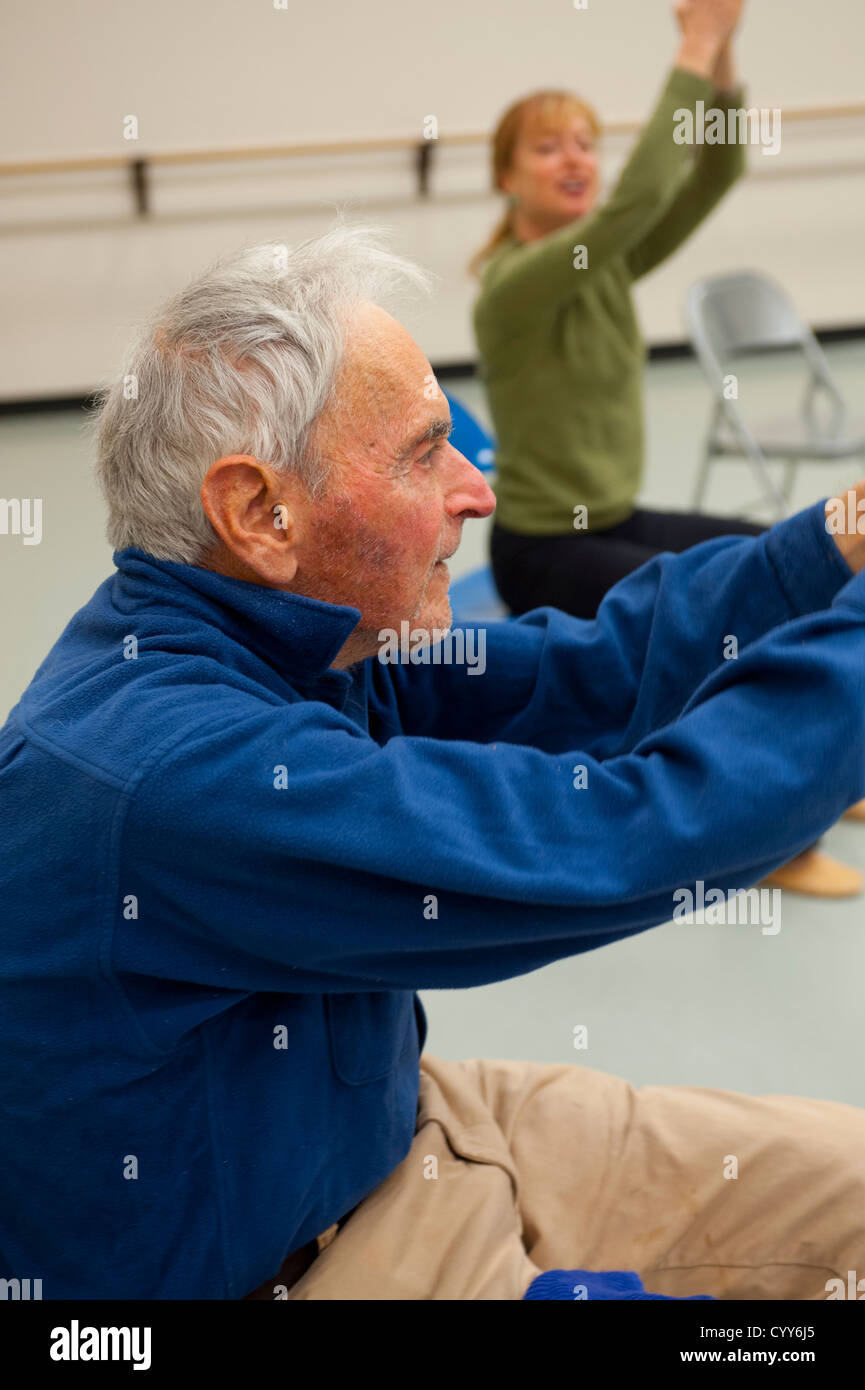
[200,454,302,584]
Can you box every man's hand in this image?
[826,478,865,575]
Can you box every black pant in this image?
[491,507,766,620]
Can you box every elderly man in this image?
[2,224,865,1302]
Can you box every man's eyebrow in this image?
[393,416,453,467]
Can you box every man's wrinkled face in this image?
[294,302,496,650]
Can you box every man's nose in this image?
[447,449,496,519]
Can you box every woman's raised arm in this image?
[476,0,745,322]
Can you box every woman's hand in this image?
[674,0,746,79]
[675,0,745,41]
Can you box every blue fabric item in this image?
[2,499,865,1298]
[449,564,510,623]
[524,1270,715,1300]
[443,390,496,471]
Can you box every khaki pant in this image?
[288,1054,865,1300]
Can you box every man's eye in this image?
[418,435,453,466]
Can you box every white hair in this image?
[90,221,433,564]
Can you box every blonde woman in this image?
[472,0,864,895]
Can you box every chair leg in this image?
[780,458,797,506]
[693,445,714,511]
[744,446,787,520]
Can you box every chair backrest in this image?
[443,390,496,472]
[684,270,817,382]
[684,269,846,439]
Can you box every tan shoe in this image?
[762,848,863,898]
[843,797,865,823]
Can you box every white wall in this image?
[2,0,864,398]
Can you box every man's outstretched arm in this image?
[122,516,865,995]
[376,497,855,760]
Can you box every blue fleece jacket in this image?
[2,500,865,1300]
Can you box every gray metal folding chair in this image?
[684,270,865,519]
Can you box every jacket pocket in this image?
[325,990,416,1086]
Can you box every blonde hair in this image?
[469,90,601,277]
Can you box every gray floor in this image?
[2,344,865,1104]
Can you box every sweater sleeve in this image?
[476,66,715,323]
[121,505,865,995]
[375,501,855,760]
[625,83,747,282]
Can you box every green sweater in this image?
[473,66,746,534]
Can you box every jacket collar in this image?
[112,548,362,682]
